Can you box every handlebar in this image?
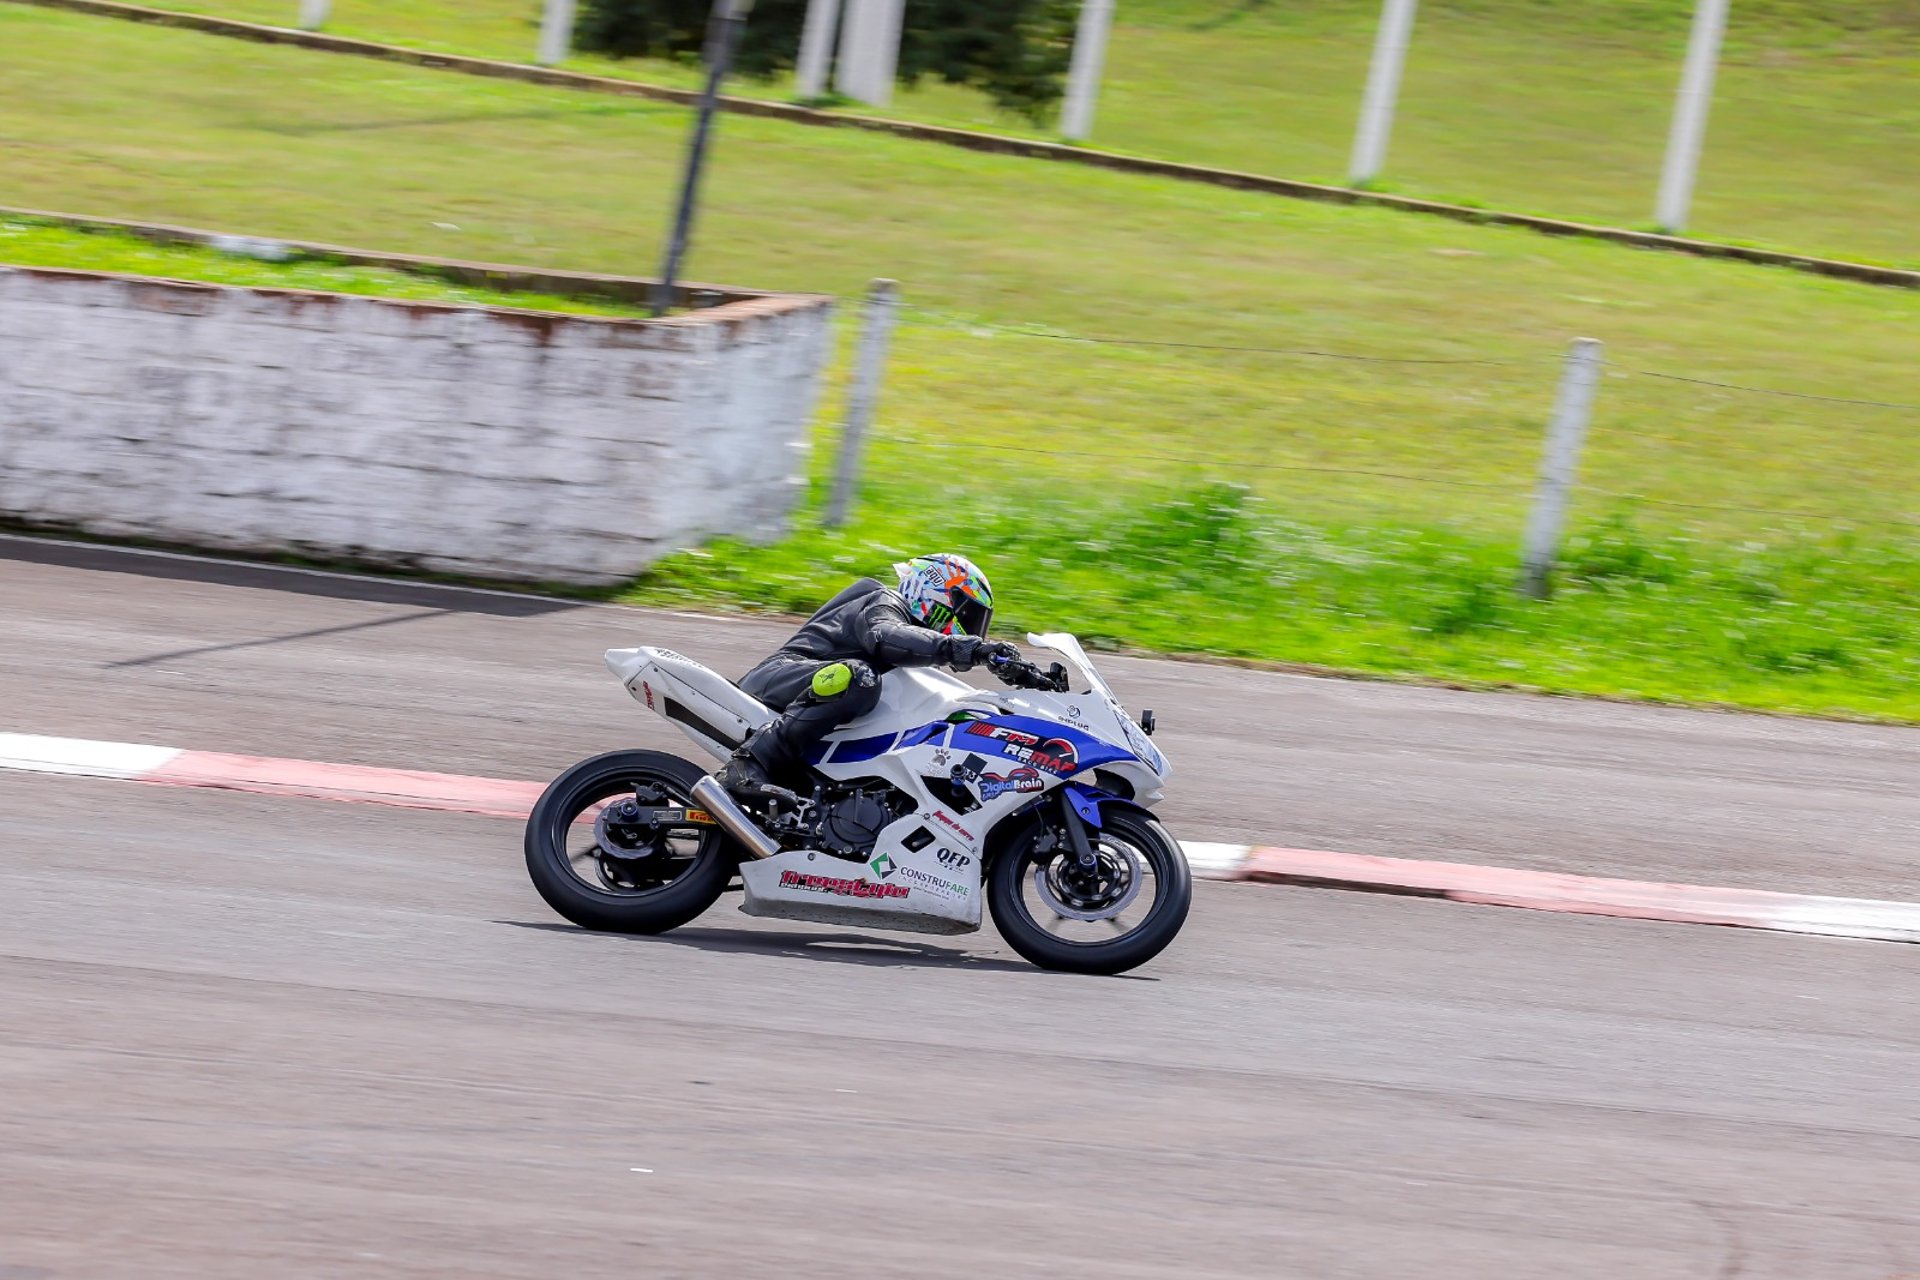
[990,654,1071,693]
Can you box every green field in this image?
[2,5,1918,718]
[99,0,1920,266]
[0,217,661,315]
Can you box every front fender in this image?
[1063,782,1151,829]
[983,786,1160,872]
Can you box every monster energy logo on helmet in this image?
[894,553,994,638]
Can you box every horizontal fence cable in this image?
[1578,487,1920,531]
[901,309,1916,405]
[1589,423,1920,477]
[894,431,1531,493]
[899,304,1525,366]
[1617,367,1920,412]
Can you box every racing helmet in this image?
[893,553,994,637]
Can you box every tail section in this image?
[604,648,775,760]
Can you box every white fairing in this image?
[603,635,1171,935]
[605,646,774,760]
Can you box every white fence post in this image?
[1349,0,1418,185]
[536,0,578,66]
[1655,0,1730,234]
[826,279,900,529]
[297,0,330,31]
[1061,0,1116,142]
[796,0,843,99]
[1519,338,1604,599]
[835,0,903,106]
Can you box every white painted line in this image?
[0,732,181,779]
[1180,841,1253,878]
[1760,897,1920,944]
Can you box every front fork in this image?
[1056,787,1101,869]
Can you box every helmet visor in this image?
[954,593,993,638]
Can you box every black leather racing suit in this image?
[737,577,988,777]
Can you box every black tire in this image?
[987,807,1192,975]
[524,750,734,934]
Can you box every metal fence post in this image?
[795,0,843,99]
[835,0,902,106]
[1519,337,1604,599]
[1349,0,1418,185]
[537,0,578,66]
[826,279,899,529]
[298,0,330,30]
[1061,0,1116,142]
[651,0,753,316]
[1655,0,1729,234]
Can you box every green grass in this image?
[638,488,1920,718]
[2,5,1917,718]
[0,216,658,315]
[105,0,1920,267]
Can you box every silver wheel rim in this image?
[561,777,709,898]
[1017,827,1164,946]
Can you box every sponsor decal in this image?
[951,752,988,785]
[964,721,1078,775]
[899,866,968,898]
[641,680,656,710]
[1029,738,1079,775]
[931,810,975,842]
[979,767,1044,800]
[869,852,897,879]
[930,746,952,769]
[936,847,972,870]
[779,870,910,900]
[611,805,716,827]
[967,722,1039,747]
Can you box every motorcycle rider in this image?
[714,553,1019,801]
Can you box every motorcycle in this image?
[523,633,1190,974]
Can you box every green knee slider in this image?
[811,662,854,698]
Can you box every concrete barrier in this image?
[0,265,834,584]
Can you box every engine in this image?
[813,785,909,860]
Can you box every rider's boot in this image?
[713,743,776,802]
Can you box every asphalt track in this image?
[2,536,1918,1278]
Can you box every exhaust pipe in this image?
[690,775,781,860]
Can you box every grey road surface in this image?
[1,537,1917,1278]
[2,775,1917,1279]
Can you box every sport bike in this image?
[523,634,1190,974]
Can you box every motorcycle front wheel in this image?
[987,808,1192,975]
[524,750,733,934]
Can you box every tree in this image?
[576,0,1079,122]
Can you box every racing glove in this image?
[948,637,1020,672]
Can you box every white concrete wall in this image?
[0,266,834,584]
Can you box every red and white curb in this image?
[1191,844,1920,945]
[0,732,544,818]
[4,732,1917,945]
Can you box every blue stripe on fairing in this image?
[808,715,1143,774]
[826,732,896,764]
[895,722,948,750]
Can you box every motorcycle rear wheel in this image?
[988,808,1192,975]
[524,750,733,934]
